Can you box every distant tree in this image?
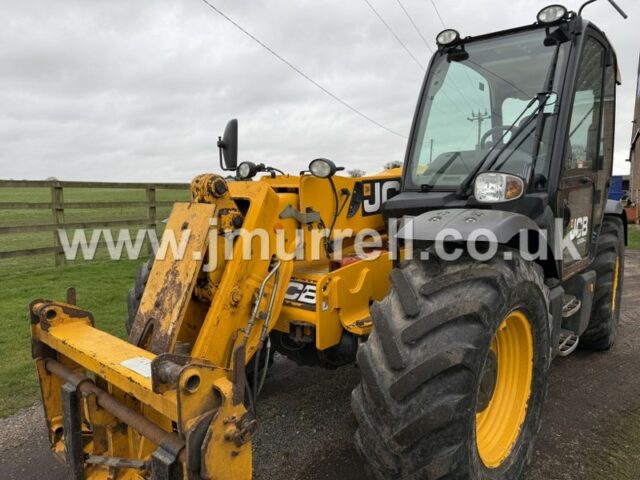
[384,161,403,170]
[347,169,366,177]
[46,176,58,181]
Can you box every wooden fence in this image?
[0,180,189,265]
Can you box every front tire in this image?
[352,250,551,479]
[125,257,153,336]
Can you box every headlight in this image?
[237,161,257,180]
[309,158,337,178]
[474,173,525,203]
[537,5,567,24]
[436,29,460,47]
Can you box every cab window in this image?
[564,37,605,171]
[599,62,615,173]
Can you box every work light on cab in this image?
[474,172,524,203]
[436,29,460,47]
[537,5,568,24]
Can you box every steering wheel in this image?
[480,125,513,149]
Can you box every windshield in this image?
[405,28,569,191]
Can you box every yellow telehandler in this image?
[30,2,629,479]
[31,154,401,479]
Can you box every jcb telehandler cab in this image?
[355,3,628,478]
[29,2,627,479]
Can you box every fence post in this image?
[51,182,65,266]
[146,186,157,255]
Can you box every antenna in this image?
[579,0,628,19]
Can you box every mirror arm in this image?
[217,135,235,172]
[218,137,226,171]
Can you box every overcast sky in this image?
[1,0,638,181]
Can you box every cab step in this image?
[558,329,579,357]
[562,294,581,318]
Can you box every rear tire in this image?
[352,250,551,479]
[580,216,625,350]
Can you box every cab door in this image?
[558,35,607,276]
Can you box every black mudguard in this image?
[397,208,541,243]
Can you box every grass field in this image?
[1,184,639,418]
[629,224,640,250]
[0,259,143,416]
[0,185,189,417]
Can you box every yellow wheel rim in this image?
[476,310,533,469]
[611,255,620,313]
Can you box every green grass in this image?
[0,259,143,417]
[0,184,189,417]
[628,224,640,251]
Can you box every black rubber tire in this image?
[580,216,625,350]
[125,256,154,335]
[352,249,551,480]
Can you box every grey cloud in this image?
[0,0,637,181]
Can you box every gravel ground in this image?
[1,251,639,479]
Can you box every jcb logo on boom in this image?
[568,216,589,244]
[284,280,317,311]
[362,179,401,216]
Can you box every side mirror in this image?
[217,119,238,171]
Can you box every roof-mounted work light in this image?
[537,5,568,24]
[436,29,460,47]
